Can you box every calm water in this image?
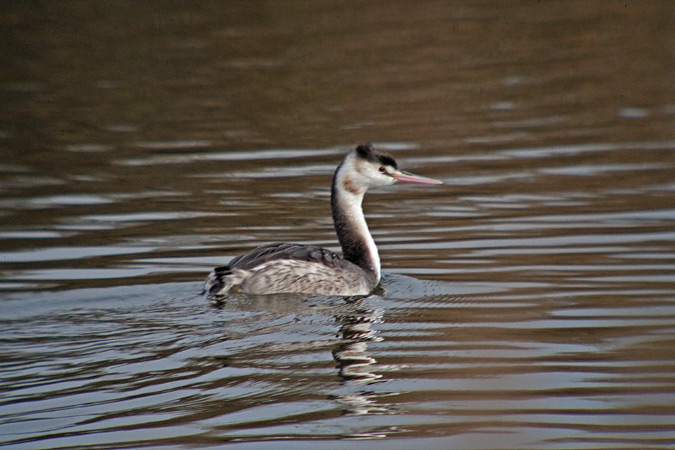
[2,2,675,449]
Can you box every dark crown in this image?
[354,144,398,169]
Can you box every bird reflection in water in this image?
[209,293,395,416]
[331,298,396,416]
[333,302,383,383]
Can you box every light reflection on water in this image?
[1,1,675,449]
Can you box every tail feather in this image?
[202,265,234,298]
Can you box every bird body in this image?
[204,144,441,297]
[204,242,375,295]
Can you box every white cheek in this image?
[374,172,396,187]
[353,161,396,187]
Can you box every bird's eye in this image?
[378,166,387,173]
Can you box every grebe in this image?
[204,144,441,297]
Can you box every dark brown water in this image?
[1,2,674,449]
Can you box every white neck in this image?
[331,163,381,284]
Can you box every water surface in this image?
[1,2,674,449]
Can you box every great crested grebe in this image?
[204,144,442,297]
